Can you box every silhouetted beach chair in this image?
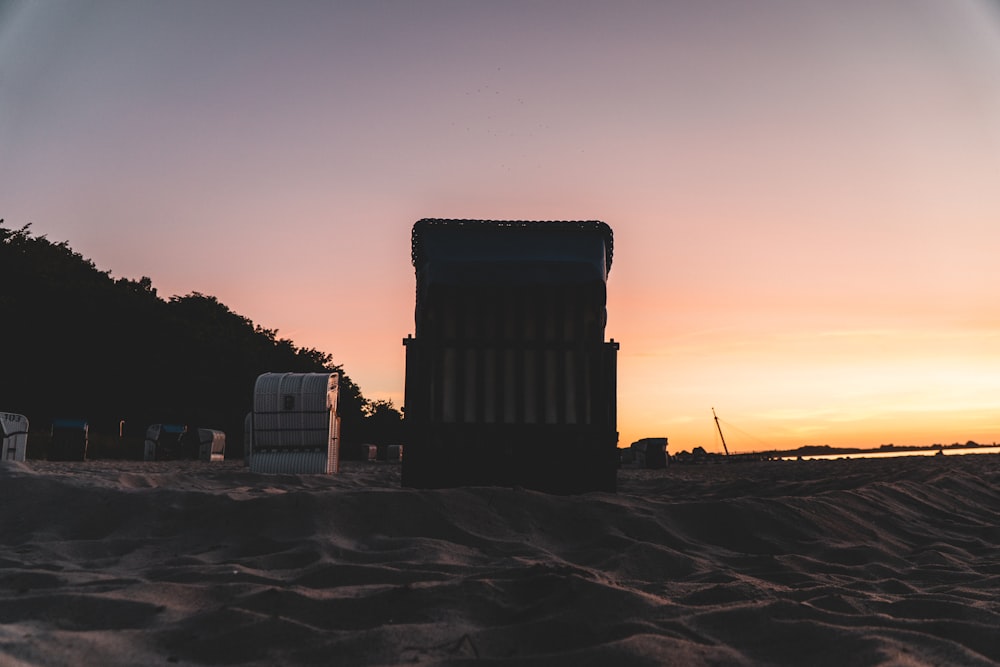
[630,437,668,469]
[49,418,88,461]
[402,219,619,493]
[144,423,186,461]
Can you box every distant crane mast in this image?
[712,407,730,456]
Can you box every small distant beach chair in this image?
[143,423,186,461]
[176,427,225,461]
[1,412,29,462]
[249,372,341,474]
[196,428,226,462]
[630,437,668,469]
[49,418,88,461]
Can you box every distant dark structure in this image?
[630,437,668,469]
[143,423,186,461]
[402,219,619,493]
[144,424,226,462]
[48,418,89,461]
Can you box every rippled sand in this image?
[1,455,998,665]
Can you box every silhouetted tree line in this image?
[0,221,402,456]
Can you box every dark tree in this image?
[0,220,400,457]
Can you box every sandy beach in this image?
[1,455,998,666]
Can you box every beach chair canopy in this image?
[51,418,88,433]
[412,219,613,289]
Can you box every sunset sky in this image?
[2,1,999,453]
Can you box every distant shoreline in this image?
[662,442,1000,464]
[772,442,999,459]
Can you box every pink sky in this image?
[2,1,999,452]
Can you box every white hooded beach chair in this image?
[249,372,341,474]
[1,413,29,462]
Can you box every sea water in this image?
[786,445,1000,461]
